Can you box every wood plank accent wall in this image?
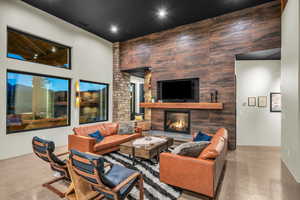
[116,1,281,149]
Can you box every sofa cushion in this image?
[211,134,223,144]
[172,141,210,158]
[215,128,228,140]
[199,136,225,160]
[73,124,108,137]
[118,121,135,135]
[103,123,119,136]
[94,134,140,152]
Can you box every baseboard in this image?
[237,145,281,151]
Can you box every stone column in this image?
[112,42,131,122]
[144,71,152,121]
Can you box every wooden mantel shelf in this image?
[140,102,223,110]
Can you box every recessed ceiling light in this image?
[51,47,56,53]
[110,25,118,34]
[157,8,168,19]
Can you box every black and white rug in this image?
[103,152,182,200]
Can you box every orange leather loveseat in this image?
[160,128,228,199]
[68,122,142,155]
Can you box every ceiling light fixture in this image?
[110,25,118,34]
[157,8,168,19]
[51,47,57,53]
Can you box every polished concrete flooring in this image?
[0,146,299,200]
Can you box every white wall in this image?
[236,60,281,147]
[281,0,300,183]
[0,0,113,159]
[130,76,144,113]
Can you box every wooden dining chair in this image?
[32,136,70,198]
[69,149,144,200]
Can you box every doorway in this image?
[235,49,281,147]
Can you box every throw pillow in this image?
[118,121,135,135]
[88,130,104,143]
[193,132,212,142]
[172,141,210,158]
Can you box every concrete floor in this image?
[0,146,299,200]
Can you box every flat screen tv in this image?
[157,78,199,102]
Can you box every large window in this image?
[7,27,71,69]
[80,81,109,124]
[7,71,70,133]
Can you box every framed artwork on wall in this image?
[270,93,281,112]
[258,96,267,107]
[248,97,256,107]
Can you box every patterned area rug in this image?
[103,152,182,200]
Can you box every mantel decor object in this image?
[210,90,219,103]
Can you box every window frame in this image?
[79,79,109,125]
[6,70,72,134]
[7,27,72,70]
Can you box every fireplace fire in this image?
[164,111,190,134]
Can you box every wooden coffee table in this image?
[120,136,174,166]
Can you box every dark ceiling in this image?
[22,0,275,42]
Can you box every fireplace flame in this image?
[169,119,186,130]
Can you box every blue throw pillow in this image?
[193,132,212,142]
[88,130,104,143]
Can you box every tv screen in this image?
[158,78,199,102]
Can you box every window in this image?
[80,81,109,124]
[7,27,71,69]
[7,71,70,133]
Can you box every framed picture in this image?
[270,93,281,112]
[258,96,267,107]
[248,97,256,107]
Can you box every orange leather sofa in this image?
[68,122,142,154]
[160,128,228,199]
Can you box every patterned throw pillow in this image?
[172,141,210,158]
[118,121,135,135]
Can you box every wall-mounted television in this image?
[157,78,199,102]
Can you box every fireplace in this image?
[164,111,190,134]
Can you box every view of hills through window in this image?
[7,71,70,133]
[80,81,108,124]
